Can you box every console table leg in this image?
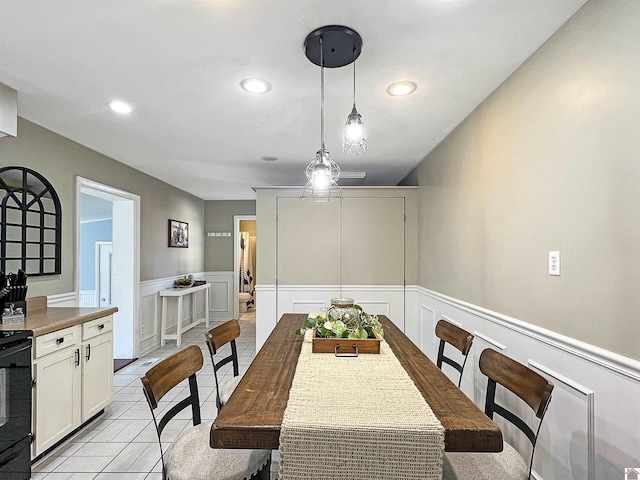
[205,286,210,328]
[176,296,184,347]
[160,297,168,346]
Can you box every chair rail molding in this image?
[417,286,640,382]
[47,292,76,307]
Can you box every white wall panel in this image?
[528,361,594,480]
[204,271,233,320]
[417,286,640,480]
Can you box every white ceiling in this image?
[0,0,587,200]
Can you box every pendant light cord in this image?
[320,35,325,151]
[352,47,356,106]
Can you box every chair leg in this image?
[253,454,271,480]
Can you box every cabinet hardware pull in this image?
[56,337,64,344]
[98,324,105,330]
[86,344,91,361]
[75,348,80,367]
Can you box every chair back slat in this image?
[207,319,241,353]
[435,319,474,387]
[436,319,474,355]
[479,348,553,418]
[141,344,203,409]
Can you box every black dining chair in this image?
[435,319,474,387]
[141,344,270,480]
[205,319,244,412]
[443,348,554,480]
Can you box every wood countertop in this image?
[0,296,118,336]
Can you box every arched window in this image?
[0,166,62,276]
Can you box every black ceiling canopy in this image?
[304,25,363,68]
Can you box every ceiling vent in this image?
[0,83,17,138]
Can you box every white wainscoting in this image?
[79,290,97,307]
[256,284,408,350]
[417,286,640,480]
[47,292,76,307]
[138,272,208,356]
[203,271,234,321]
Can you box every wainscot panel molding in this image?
[47,292,76,307]
[255,284,276,350]
[417,286,640,480]
[202,271,234,320]
[256,284,410,351]
[528,360,595,480]
[79,290,96,307]
[138,272,207,356]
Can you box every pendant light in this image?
[300,34,342,202]
[300,26,363,202]
[343,48,366,155]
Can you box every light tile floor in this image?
[31,309,278,479]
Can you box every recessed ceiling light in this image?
[386,81,417,97]
[241,78,272,94]
[107,100,134,114]
[261,156,278,162]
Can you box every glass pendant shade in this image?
[343,104,367,155]
[300,146,343,202]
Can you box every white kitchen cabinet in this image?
[32,325,82,456]
[32,315,114,458]
[81,316,113,421]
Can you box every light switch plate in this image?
[549,251,560,276]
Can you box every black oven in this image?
[0,330,32,480]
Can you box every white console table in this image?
[159,282,210,347]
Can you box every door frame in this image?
[75,176,141,358]
[234,214,256,319]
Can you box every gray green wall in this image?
[0,118,205,297]
[401,0,640,360]
[204,200,256,271]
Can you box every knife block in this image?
[0,286,28,323]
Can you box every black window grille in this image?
[0,166,62,276]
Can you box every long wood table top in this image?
[210,313,503,452]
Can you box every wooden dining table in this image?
[210,313,503,453]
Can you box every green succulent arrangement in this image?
[296,305,384,339]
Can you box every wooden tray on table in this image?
[311,329,382,355]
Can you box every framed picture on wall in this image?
[168,219,189,248]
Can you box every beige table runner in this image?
[278,331,444,480]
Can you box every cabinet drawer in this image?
[82,315,113,341]
[34,325,80,359]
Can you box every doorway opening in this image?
[234,215,256,319]
[76,177,141,370]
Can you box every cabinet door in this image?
[33,347,81,456]
[82,332,113,421]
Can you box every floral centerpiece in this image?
[296,302,384,339]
